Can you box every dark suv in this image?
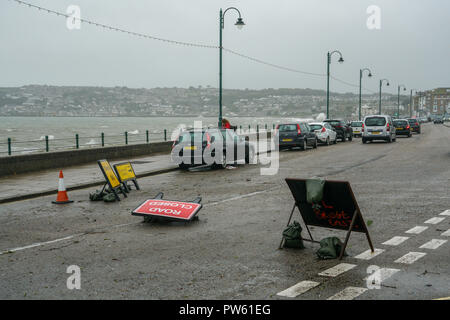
[171,128,255,169]
[274,123,318,151]
[407,118,421,133]
[323,119,353,142]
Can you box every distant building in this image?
[414,87,450,116]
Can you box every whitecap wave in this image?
[86,139,97,145]
[39,135,55,140]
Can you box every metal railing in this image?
[1,124,275,156]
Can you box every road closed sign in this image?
[132,199,202,221]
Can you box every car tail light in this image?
[406,125,410,129]
[205,132,211,149]
[274,124,279,135]
[362,123,365,132]
[321,127,326,133]
[386,123,390,132]
[297,124,301,135]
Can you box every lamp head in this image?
[235,18,245,30]
[338,57,344,63]
[368,72,372,77]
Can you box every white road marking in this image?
[382,236,409,246]
[439,210,450,216]
[364,268,401,282]
[395,252,427,264]
[441,229,450,237]
[419,239,447,250]
[207,186,281,207]
[0,222,138,256]
[276,281,320,298]
[318,263,357,277]
[405,226,428,234]
[0,234,82,255]
[327,287,368,300]
[354,248,384,260]
[424,217,446,225]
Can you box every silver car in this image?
[308,122,337,145]
[362,115,397,144]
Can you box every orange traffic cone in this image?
[52,170,73,204]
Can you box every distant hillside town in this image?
[0,85,438,119]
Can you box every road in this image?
[0,123,449,299]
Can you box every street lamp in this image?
[359,68,373,120]
[397,84,407,118]
[218,7,245,128]
[409,89,417,118]
[379,79,390,114]
[326,50,344,119]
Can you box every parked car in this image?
[274,123,318,151]
[350,121,364,137]
[393,119,412,138]
[433,116,444,124]
[309,122,337,145]
[171,128,255,169]
[362,115,396,143]
[407,118,421,133]
[323,119,353,142]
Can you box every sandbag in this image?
[316,237,346,259]
[306,178,325,204]
[282,221,305,249]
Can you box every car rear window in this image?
[351,122,363,127]
[408,119,418,124]
[365,117,386,126]
[325,121,341,126]
[309,124,323,131]
[393,120,408,126]
[278,124,298,131]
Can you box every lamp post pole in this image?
[359,68,373,120]
[379,79,389,114]
[397,84,406,118]
[409,89,417,118]
[218,7,245,128]
[326,50,344,119]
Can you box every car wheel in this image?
[245,147,254,164]
[179,164,189,170]
[301,139,307,151]
[215,152,227,169]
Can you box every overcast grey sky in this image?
[1,0,449,93]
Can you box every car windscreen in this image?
[278,124,298,131]
[365,117,386,126]
[351,122,363,127]
[309,125,323,131]
[176,131,203,144]
[393,120,408,126]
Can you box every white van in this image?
[362,115,396,143]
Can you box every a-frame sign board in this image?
[97,159,127,201]
[113,161,140,192]
[281,178,374,260]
